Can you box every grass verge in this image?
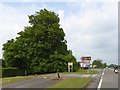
[62,69,97,74]
[48,77,92,88]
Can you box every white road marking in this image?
[102,71,104,76]
[97,68,105,90]
[97,77,103,89]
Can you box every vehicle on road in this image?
[114,66,118,74]
[114,69,118,74]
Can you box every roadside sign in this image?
[68,62,73,72]
[68,62,73,66]
[81,56,91,60]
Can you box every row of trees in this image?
[2,9,79,75]
[108,64,120,68]
[92,59,107,68]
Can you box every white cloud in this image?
[0,2,54,58]
[0,3,28,58]
[57,10,64,20]
[0,2,118,65]
[0,0,119,2]
[60,2,118,64]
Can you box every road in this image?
[86,69,103,89]
[100,68,118,89]
[1,68,119,90]
[2,75,59,89]
[87,68,119,90]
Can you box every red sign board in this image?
[81,56,91,60]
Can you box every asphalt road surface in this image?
[100,68,118,88]
[2,76,60,88]
[87,68,119,90]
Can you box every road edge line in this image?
[97,68,105,90]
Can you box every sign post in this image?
[68,62,73,72]
[80,56,91,70]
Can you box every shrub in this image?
[2,68,24,78]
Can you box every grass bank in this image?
[62,69,97,74]
[48,77,92,88]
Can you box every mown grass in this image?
[48,77,92,88]
[0,69,97,86]
[1,74,54,86]
[62,69,97,74]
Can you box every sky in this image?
[0,0,118,65]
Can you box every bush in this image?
[73,62,80,72]
[2,68,24,78]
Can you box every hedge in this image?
[2,68,24,78]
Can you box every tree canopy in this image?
[2,9,79,74]
[92,59,107,68]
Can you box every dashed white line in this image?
[97,77,103,89]
[97,68,105,90]
[102,71,104,76]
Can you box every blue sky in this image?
[0,1,118,65]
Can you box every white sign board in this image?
[68,62,73,72]
[68,62,73,66]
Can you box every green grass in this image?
[62,69,97,74]
[48,77,92,88]
[0,69,97,86]
[0,73,54,86]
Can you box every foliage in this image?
[92,59,107,68]
[108,64,118,68]
[2,68,24,78]
[2,9,79,75]
[2,60,5,67]
[102,63,107,68]
[64,53,79,72]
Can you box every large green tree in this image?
[3,9,79,75]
